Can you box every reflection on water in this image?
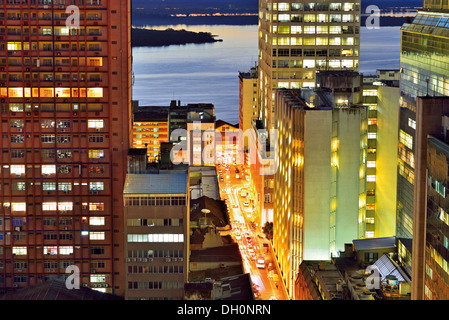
[132,25,401,124]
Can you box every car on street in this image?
[243,202,249,207]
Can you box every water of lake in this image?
[132,25,401,124]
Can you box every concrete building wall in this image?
[334,108,366,255]
[303,110,332,261]
[375,86,400,237]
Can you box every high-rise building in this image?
[258,0,361,130]
[238,67,258,148]
[123,172,189,300]
[362,71,400,238]
[273,72,367,297]
[0,1,132,296]
[426,132,449,300]
[397,2,449,239]
[132,107,169,163]
[397,1,449,299]
[410,97,449,300]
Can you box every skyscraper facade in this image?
[0,0,132,296]
[258,0,361,130]
[274,72,367,297]
[397,1,449,240]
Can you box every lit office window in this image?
[278,3,289,11]
[58,202,73,211]
[44,247,58,255]
[317,14,328,22]
[329,37,341,45]
[329,60,341,68]
[59,246,74,255]
[127,234,185,243]
[408,118,416,129]
[89,217,105,226]
[11,203,26,212]
[399,130,413,149]
[89,232,105,240]
[89,203,104,211]
[304,26,316,34]
[363,89,377,96]
[55,88,71,98]
[87,88,103,98]
[368,132,377,139]
[12,247,27,255]
[58,182,72,191]
[7,42,23,50]
[330,26,342,34]
[42,164,56,175]
[366,161,376,168]
[89,182,104,191]
[90,274,106,283]
[42,202,57,211]
[367,175,376,182]
[8,88,24,98]
[10,165,25,175]
[88,119,104,129]
[278,14,290,22]
[291,26,301,34]
[43,182,57,191]
[88,150,105,159]
[342,59,354,68]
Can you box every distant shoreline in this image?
[131,27,222,47]
[132,14,414,28]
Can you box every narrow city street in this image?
[217,163,288,300]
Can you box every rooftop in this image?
[190,243,242,263]
[352,237,397,251]
[0,280,122,300]
[124,173,188,195]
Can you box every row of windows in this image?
[4,42,103,53]
[3,201,106,212]
[1,0,102,7]
[127,249,184,259]
[11,245,106,256]
[1,57,103,68]
[128,281,184,290]
[272,36,357,46]
[3,260,84,269]
[127,218,183,227]
[413,14,449,28]
[0,164,102,176]
[1,87,103,98]
[127,265,184,274]
[2,179,105,191]
[273,58,357,70]
[268,2,357,12]
[124,196,186,207]
[7,118,103,129]
[1,231,106,241]
[272,25,358,34]
[269,13,357,23]
[127,234,185,243]
[3,103,103,113]
[0,217,77,226]
[399,130,414,150]
[0,246,106,256]
[272,48,357,57]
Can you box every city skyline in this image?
[1,0,448,311]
